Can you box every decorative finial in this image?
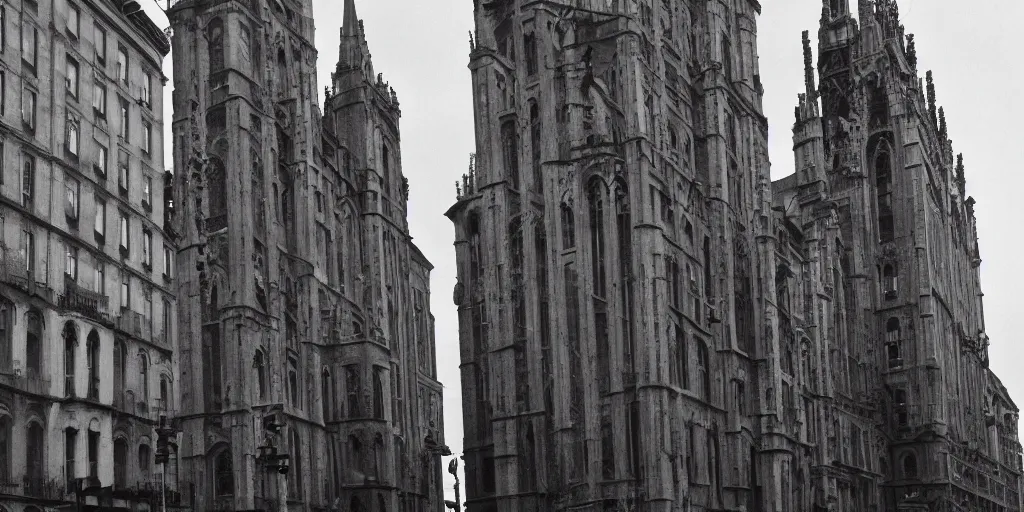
[469,31,475,52]
[802,31,816,99]
[926,71,937,130]
[905,34,917,69]
[956,153,966,196]
[938,106,947,139]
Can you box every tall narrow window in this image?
[381,143,391,194]
[676,326,689,389]
[601,413,615,479]
[876,151,894,242]
[886,317,902,368]
[589,181,607,297]
[142,72,152,107]
[64,245,78,280]
[116,47,128,84]
[21,25,37,72]
[208,19,224,72]
[214,448,234,496]
[65,177,80,221]
[143,229,153,268]
[21,229,35,277]
[65,428,77,490]
[67,4,80,38]
[373,366,385,419]
[561,203,575,249]
[346,365,361,417]
[322,369,332,421]
[93,82,106,118]
[139,353,149,406]
[94,25,106,63]
[95,199,106,239]
[696,340,710,399]
[142,122,152,155]
[120,272,130,309]
[67,117,79,156]
[118,96,129,139]
[87,430,99,477]
[86,330,99,399]
[530,102,542,192]
[501,121,519,190]
[524,33,537,75]
[882,263,897,299]
[22,88,36,131]
[63,322,77,397]
[288,356,299,408]
[254,350,266,401]
[113,438,127,488]
[113,340,125,406]
[289,430,302,496]
[119,212,130,253]
[66,56,79,98]
[0,300,11,372]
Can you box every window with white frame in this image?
[65,176,79,219]
[66,55,78,98]
[94,199,106,237]
[65,245,78,280]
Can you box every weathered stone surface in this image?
[450,1,1022,511]
[167,0,446,510]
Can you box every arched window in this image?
[321,369,331,421]
[0,298,12,370]
[882,263,897,299]
[346,365,361,418]
[139,353,149,407]
[214,447,233,496]
[722,34,733,81]
[561,203,575,250]
[373,367,385,419]
[113,438,128,488]
[876,150,894,242]
[289,429,302,497]
[696,340,710,399]
[160,376,171,411]
[468,214,482,284]
[372,434,384,480]
[674,325,688,389]
[902,452,918,478]
[349,435,363,476]
[63,321,77,397]
[207,156,228,228]
[0,415,10,482]
[138,443,151,476]
[26,310,42,370]
[114,340,126,406]
[86,330,99,400]
[501,121,519,190]
[207,18,224,72]
[25,421,44,480]
[588,179,607,298]
[615,182,634,374]
[886,318,902,368]
[669,126,678,149]
[734,233,755,353]
[530,102,542,192]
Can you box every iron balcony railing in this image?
[59,275,110,323]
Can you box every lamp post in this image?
[447,458,461,511]
[257,412,290,512]
[155,415,179,512]
[422,431,451,512]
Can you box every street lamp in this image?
[447,458,461,511]
[155,415,179,512]
[257,412,290,512]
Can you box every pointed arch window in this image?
[588,180,607,298]
[63,321,76,397]
[615,182,634,374]
[255,349,267,401]
[524,33,538,75]
[675,325,689,389]
[289,429,302,497]
[207,18,224,72]
[696,340,710,399]
[0,298,11,371]
[530,101,542,192]
[501,121,519,190]
[902,452,918,478]
[876,151,894,242]
[372,434,384,481]
[322,369,332,421]
[348,435,363,479]
[886,318,902,368]
[345,365,361,418]
[214,447,233,496]
[86,330,99,399]
[373,366,385,419]
[722,34,733,81]
[140,352,150,407]
[882,263,897,300]
[207,155,228,230]
[113,438,128,488]
[561,203,575,249]
[25,310,41,376]
[138,443,151,477]
[26,421,44,481]
[0,415,10,483]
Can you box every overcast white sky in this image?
[147,0,1024,502]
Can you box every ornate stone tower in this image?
[772,0,1024,510]
[166,0,447,510]
[448,0,780,510]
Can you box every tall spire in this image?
[342,0,359,37]
[802,30,817,99]
[926,71,937,130]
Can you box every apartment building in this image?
[0,0,174,510]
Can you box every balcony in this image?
[0,369,51,395]
[6,475,67,500]
[116,309,152,341]
[59,275,110,324]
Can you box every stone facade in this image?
[448,0,1023,511]
[0,0,175,511]
[166,0,446,511]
